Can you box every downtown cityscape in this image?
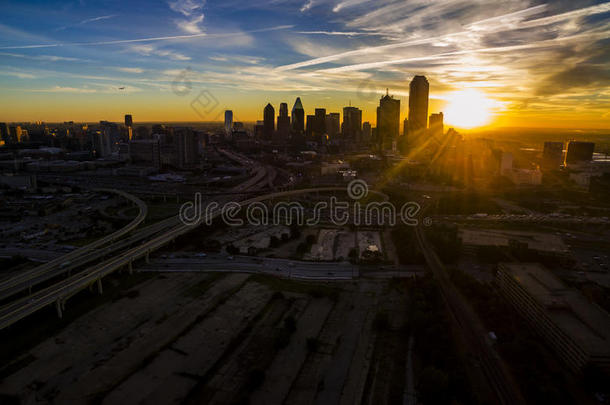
[1,1,610,404]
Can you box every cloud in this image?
[176,14,205,34]
[300,0,314,13]
[55,14,117,31]
[169,0,206,34]
[0,70,36,79]
[0,52,85,62]
[0,25,292,50]
[114,67,145,74]
[130,44,191,61]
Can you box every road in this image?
[0,184,387,330]
[0,188,147,301]
[139,254,357,280]
[415,209,525,404]
[0,151,276,302]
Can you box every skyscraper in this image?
[291,97,305,134]
[542,142,564,170]
[277,102,290,141]
[314,108,326,143]
[224,110,233,135]
[263,103,275,140]
[376,89,400,149]
[408,75,429,141]
[124,114,133,127]
[429,112,444,138]
[565,141,594,166]
[342,106,362,141]
[325,113,340,141]
[362,122,372,141]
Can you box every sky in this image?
[0,0,609,129]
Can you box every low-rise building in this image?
[497,263,610,372]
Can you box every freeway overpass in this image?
[0,185,387,330]
[0,188,147,301]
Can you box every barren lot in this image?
[0,271,411,405]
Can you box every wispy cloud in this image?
[130,44,191,61]
[169,0,206,34]
[55,14,117,31]
[0,25,292,49]
[114,67,145,74]
[0,70,36,79]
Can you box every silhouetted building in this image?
[408,75,429,143]
[305,115,315,138]
[277,102,290,141]
[314,108,326,143]
[0,122,9,143]
[342,106,362,141]
[175,127,198,168]
[254,120,264,139]
[565,141,594,165]
[8,126,22,143]
[362,122,372,141]
[263,103,275,140]
[129,139,160,168]
[497,263,610,373]
[93,130,112,157]
[429,112,444,138]
[326,113,340,141]
[403,119,408,136]
[124,114,133,127]
[376,89,400,149]
[224,110,233,135]
[291,97,305,134]
[542,142,564,170]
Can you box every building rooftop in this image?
[461,229,568,254]
[499,263,610,356]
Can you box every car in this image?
[195,253,207,258]
[228,256,234,260]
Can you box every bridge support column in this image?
[97,278,103,295]
[55,300,63,319]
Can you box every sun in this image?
[443,89,497,129]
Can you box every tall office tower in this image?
[408,75,429,141]
[129,139,161,168]
[93,130,112,157]
[542,142,564,170]
[314,108,326,142]
[0,122,8,143]
[291,97,305,133]
[124,114,133,128]
[277,102,290,141]
[263,103,275,140]
[362,122,372,141]
[224,110,233,135]
[342,106,362,141]
[565,141,595,166]
[403,119,409,136]
[429,112,444,138]
[325,113,341,141]
[305,115,316,138]
[175,127,199,168]
[376,89,400,149]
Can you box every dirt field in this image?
[0,271,412,405]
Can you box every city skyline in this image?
[0,1,609,129]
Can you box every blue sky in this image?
[0,0,609,128]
